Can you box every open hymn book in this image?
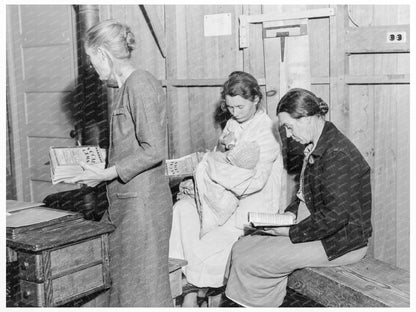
[248,212,295,227]
[49,146,106,185]
[165,152,205,177]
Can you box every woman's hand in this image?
[65,162,118,187]
[261,226,290,236]
[178,178,195,198]
[256,212,296,236]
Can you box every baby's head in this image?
[219,131,237,151]
[226,141,260,169]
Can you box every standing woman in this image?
[69,20,173,307]
[225,88,372,307]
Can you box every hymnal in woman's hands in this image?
[49,146,106,185]
[248,212,295,227]
[165,152,205,177]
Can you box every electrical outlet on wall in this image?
[386,31,407,43]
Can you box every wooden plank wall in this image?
[164,5,244,157]
[346,5,410,271]
[97,5,409,271]
[99,5,165,80]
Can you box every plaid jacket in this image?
[285,121,372,261]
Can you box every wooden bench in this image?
[287,256,409,307]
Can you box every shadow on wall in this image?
[46,72,110,221]
[60,70,109,149]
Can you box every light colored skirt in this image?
[224,202,368,307]
[169,197,243,287]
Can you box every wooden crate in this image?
[8,219,115,307]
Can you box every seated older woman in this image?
[225,88,373,307]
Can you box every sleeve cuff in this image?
[285,199,300,217]
[288,224,309,243]
[114,162,130,184]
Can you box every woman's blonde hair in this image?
[85,19,135,59]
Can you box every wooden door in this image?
[7,5,80,202]
[255,6,334,209]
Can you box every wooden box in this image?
[7,218,114,307]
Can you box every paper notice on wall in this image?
[204,13,232,37]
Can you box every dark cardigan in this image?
[284,121,372,261]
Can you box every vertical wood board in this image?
[373,85,398,266]
[243,5,263,77]
[309,17,330,78]
[348,85,375,254]
[101,5,166,79]
[394,85,410,270]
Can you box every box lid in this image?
[7,219,115,252]
[6,206,84,239]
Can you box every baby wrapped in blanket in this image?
[194,130,261,237]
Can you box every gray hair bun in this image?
[125,28,136,52]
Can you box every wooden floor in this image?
[281,288,324,307]
[174,287,323,307]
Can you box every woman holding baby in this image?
[169,71,284,306]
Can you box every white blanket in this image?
[194,110,282,237]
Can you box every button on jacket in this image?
[285,121,372,261]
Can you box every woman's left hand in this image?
[261,226,290,236]
[65,162,117,187]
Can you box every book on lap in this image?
[49,145,106,184]
[248,212,295,227]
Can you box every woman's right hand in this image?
[178,179,195,197]
[284,211,297,223]
[64,163,118,187]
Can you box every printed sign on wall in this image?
[204,13,232,37]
